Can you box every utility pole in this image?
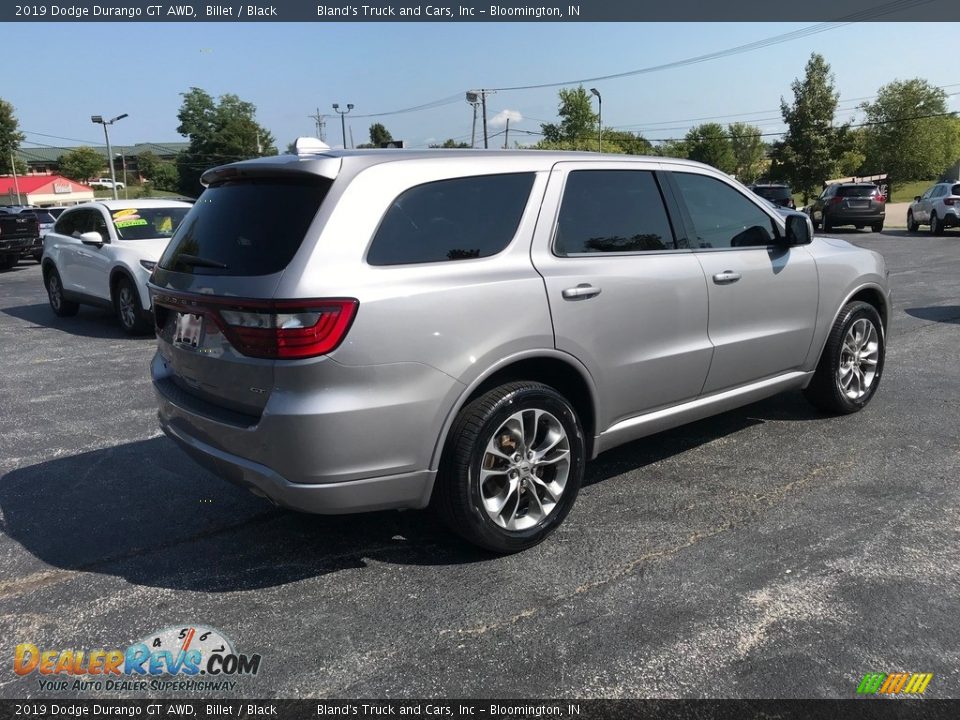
[332,103,354,149]
[467,89,495,149]
[10,152,22,204]
[309,107,327,141]
[504,118,510,149]
[466,92,481,148]
[481,91,489,149]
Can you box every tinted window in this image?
[368,173,534,265]
[952,185,960,197]
[752,186,792,201]
[53,210,79,236]
[159,178,330,276]
[836,185,878,198]
[673,172,776,249]
[108,206,190,241]
[23,210,55,223]
[554,170,675,255]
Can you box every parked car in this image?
[20,208,58,261]
[41,199,192,333]
[0,208,39,270]
[806,183,885,232]
[907,181,960,234]
[88,178,126,190]
[749,183,796,209]
[148,147,891,553]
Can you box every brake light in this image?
[218,300,358,359]
[944,197,957,206]
[830,197,843,205]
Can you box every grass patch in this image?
[889,180,937,204]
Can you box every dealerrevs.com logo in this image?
[14,625,261,693]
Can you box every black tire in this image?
[930,212,942,236]
[433,381,586,553]
[45,267,79,317]
[804,301,885,415]
[906,211,918,233]
[822,216,833,232]
[113,276,152,335]
[871,221,884,233]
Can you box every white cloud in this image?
[489,109,523,127]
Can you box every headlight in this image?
[139,259,157,271]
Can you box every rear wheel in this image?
[0,254,17,271]
[930,212,943,236]
[804,301,884,415]
[871,221,884,233]
[906,211,918,232]
[46,267,79,317]
[433,381,586,553]
[113,276,152,335]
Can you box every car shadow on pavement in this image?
[2,303,146,340]
[905,305,960,325]
[0,392,824,594]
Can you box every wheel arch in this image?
[808,282,889,382]
[429,350,600,473]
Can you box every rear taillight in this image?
[219,300,358,359]
[943,197,957,206]
[153,293,358,360]
[830,197,843,205]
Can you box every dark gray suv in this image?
[149,146,890,552]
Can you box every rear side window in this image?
[673,172,776,249]
[53,211,79,236]
[837,185,878,198]
[367,173,535,266]
[159,178,330,276]
[554,170,676,255]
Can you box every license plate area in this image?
[849,199,869,208]
[173,312,204,348]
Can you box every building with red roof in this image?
[0,175,94,207]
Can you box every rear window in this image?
[837,185,878,198]
[367,173,535,266]
[752,186,792,200]
[159,178,330,276]
[952,185,960,197]
[25,210,56,223]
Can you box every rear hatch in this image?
[150,172,347,421]
[0,212,39,250]
[836,185,883,213]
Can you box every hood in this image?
[132,237,176,261]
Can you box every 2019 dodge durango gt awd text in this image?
[149,145,890,553]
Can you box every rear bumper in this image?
[160,416,436,513]
[824,210,885,225]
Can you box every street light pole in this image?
[332,103,354,149]
[117,152,128,199]
[590,88,602,153]
[91,113,128,200]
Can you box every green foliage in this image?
[653,140,689,159]
[727,122,767,183]
[147,162,179,192]
[369,123,393,146]
[0,99,26,175]
[540,86,598,144]
[685,123,735,174]
[430,139,471,148]
[860,78,960,184]
[771,53,848,202]
[175,87,277,195]
[601,130,653,155]
[57,146,105,182]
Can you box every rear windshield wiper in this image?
[175,254,229,269]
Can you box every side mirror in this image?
[784,213,812,246]
[914,196,922,202]
[79,231,105,247]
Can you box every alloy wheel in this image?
[837,318,879,401]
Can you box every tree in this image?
[602,130,653,155]
[685,123,735,174]
[772,53,848,202]
[653,139,689,159]
[430,139,471,148]
[175,87,277,196]
[369,123,393,146]
[0,99,26,175]
[860,79,960,183]
[727,122,767,183]
[57,147,104,182]
[540,86,598,144]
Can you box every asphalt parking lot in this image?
[1,229,959,700]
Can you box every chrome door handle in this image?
[712,271,741,284]
[562,283,601,300]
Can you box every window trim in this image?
[549,168,684,259]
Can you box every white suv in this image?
[41,199,192,333]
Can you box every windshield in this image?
[753,186,791,200]
[110,207,190,240]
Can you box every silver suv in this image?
[907,181,960,234]
[149,147,890,553]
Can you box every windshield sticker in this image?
[115,218,149,229]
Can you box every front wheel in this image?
[433,381,586,553]
[804,301,885,415]
[906,211,918,232]
[113,276,152,335]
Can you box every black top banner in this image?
[4,0,960,22]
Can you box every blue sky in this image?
[6,22,957,153]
